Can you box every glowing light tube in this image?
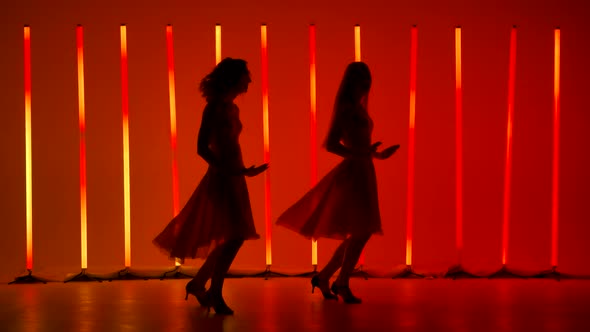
[406,26,418,266]
[24,25,33,271]
[261,24,272,266]
[76,25,89,269]
[551,28,560,268]
[166,25,179,217]
[454,26,464,264]
[215,24,222,64]
[309,24,318,266]
[354,24,361,62]
[502,26,517,266]
[354,23,367,267]
[120,24,132,268]
[166,25,182,267]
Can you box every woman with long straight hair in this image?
[276,61,399,303]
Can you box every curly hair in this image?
[199,58,250,101]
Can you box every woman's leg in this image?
[190,244,223,288]
[209,239,243,295]
[317,238,351,280]
[335,234,371,287]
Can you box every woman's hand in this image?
[242,163,269,177]
[372,143,400,160]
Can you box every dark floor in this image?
[2,278,590,332]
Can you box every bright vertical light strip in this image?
[354,24,361,62]
[166,25,179,217]
[309,24,318,266]
[24,25,33,271]
[502,26,517,266]
[166,25,181,268]
[76,25,88,269]
[120,24,132,268]
[215,24,222,64]
[261,24,271,266]
[454,26,464,265]
[406,26,418,266]
[354,23,366,266]
[551,28,560,267]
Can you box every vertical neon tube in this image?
[76,25,88,270]
[454,26,464,265]
[24,25,33,271]
[166,25,181,267]
[309,24,318,266]
[551,28,560,268]
[406,26,418,266]
[354,23,366,266]
[215,24,222,64]
[166,25,179,217]
[261,24,271,266]
[120,24,132,268]
[354,24,361,62]
[502,26,517,266]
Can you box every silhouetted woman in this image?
[276,62,398,303]
[154,58,267,315]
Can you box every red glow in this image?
[354,25,361,62]
[76,25,88,269]
[502,27,517,266]
[551,28,560,267]
[24,25,33,271]
[166,25,180,217]
[454,26,464,264]
[215,24,222,64]
[120,24,132,268]
[261,24,272,266]
[310,24,318,266]
[406,26,417,266]
[354,23,366,267]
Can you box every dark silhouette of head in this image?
[334,61,372,109]
[200,57,251,102]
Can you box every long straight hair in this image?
[324,62,372,146]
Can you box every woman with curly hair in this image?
[154,58,267,315]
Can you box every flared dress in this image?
[276,106,383,240]
[153,102,259,260]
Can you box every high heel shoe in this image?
[311,275,338,300]
[185,280,208,307]
[205,291,234,315]
[330,282,362,304]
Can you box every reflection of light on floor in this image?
[6,279,587,331]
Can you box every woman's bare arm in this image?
[196,107,221,168]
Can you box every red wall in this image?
[1,0,589,281]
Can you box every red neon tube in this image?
[406,26,418,266]
[551,28,560,268]
[166,25,179,217]
[76,25,89,269]
[502,26,517,265]
[24,25,33,271]
[309,24,318,266]
[454,26,464,264]
[120,24,132,268]
[261,24,272,266]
